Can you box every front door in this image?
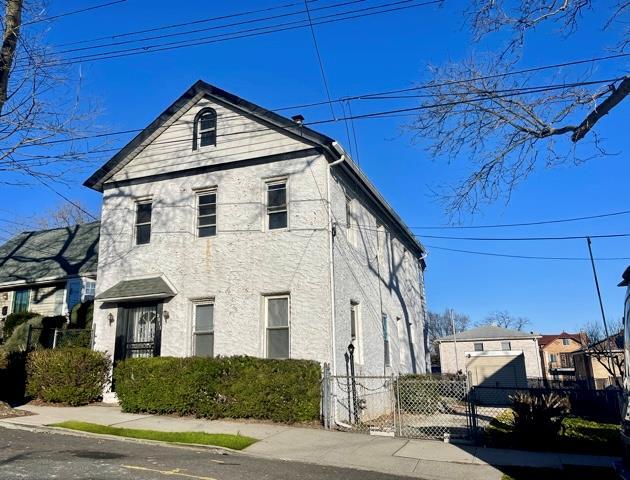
[114,303,161,362]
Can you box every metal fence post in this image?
[25,324,33,351]
[52,328,59,349]
[395,374,402,437]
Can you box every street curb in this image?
[0,421,247,456]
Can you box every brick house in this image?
[85,81,430,385]
[538,332,585,381]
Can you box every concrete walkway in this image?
[0,404,619,480]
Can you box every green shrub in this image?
[2,316,43,352]
[114,356,321,423]
[0,349,27,403]
[26,348,111,405]
[3,311,38,339]
[70,301,93,329]
[510,392,570,445]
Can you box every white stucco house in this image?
[86,81,429,381]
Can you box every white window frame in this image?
[264,294,290,359]
[382,313,391,368]
[196,109,217,149]
[350,301,363,364]
[196,188,217,238]
[134,199,152,246]
[192,300,215,357]
[265,178,288,231]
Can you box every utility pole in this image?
[586,237,615,378]
[450,309,460,375]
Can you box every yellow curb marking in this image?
[122,465,218,480]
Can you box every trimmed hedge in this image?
[2,311,39,339]
[114,356,321,423]
[26,348,111,406]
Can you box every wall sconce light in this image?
[1,293,7,301]
[163,311,170,321]
[107,313,114,325]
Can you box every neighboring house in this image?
[538,332,585,381]
[86,81,429,381]
[573,331,624,389]
[436,326,543,388]
[0,223,99,337]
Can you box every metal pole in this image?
[52,328,58,349]
[26,324,32,351]
[344,352,352,424]
[586,237,615,375]
[451,309,460,375]
[349,347,359,423]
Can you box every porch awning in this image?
[96,276,175,302]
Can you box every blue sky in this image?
[2,0,629,334]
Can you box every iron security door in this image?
[114,303,161,361]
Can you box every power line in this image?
[22,0,127,26]
[416,232,630,241]
[410,209,630,230]
[13,0,442,69]
[53,0,360,55]
[303,0,337,120]
[55,0,321,47]
[424,244,630,261]
[12,76,620,151]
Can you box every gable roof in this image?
[538,332,583,348]
[0,222,99,285]
[436,325,540,343]
[83,80,426,260]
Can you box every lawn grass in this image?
[485,411,621,456]
[501,465,618,480]
[49,421,257,450]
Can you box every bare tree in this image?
[410,1,630,214]
[427,308,470,348]
[31,201,98,229]
[477,310,531,331]
[582,319,624,388]
[0,0,100,186]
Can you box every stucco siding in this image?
[94,152,333,364]
[439,338,542,378]
[329,165,427,376]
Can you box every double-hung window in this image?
[474,342,484,352]
[382,313,390,367]
[135,201,152,245]
[266,180,287,230]
[197,190,217,237]
[501,341,511,351]
[266,295,289,359]
[193,303,214,357]
[562,338,571,346]
[12,288,30,314]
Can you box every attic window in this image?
[193,107,217,150]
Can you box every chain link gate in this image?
[322,367,473,441]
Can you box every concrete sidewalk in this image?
[0,404,619,480]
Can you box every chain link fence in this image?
[322,367,474,440]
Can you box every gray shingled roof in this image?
[0,222,99,284]
[96,277,175,301]
[436,326,540,342]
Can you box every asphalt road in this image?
[0,426,413,480]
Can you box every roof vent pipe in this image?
[291,114,305,125]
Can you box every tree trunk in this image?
[0,0,23,115]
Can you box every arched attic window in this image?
[193,107,217,150]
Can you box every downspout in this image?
[327,152,346,379]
